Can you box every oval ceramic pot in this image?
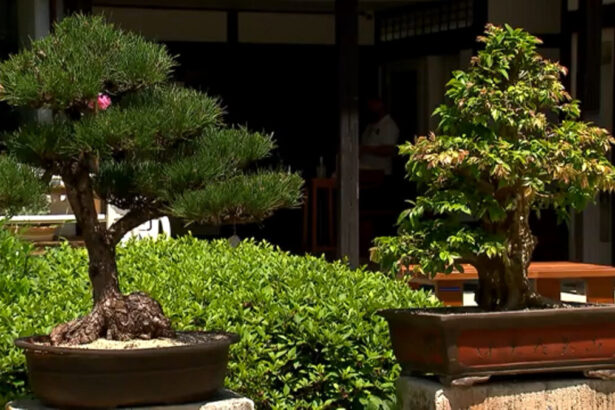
[15,331,239,409]
[379,305,615,384]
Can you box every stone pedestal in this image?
[397,375,615,410]
[5,390,253,410]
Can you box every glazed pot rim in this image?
[378,304,615,320]
[14,330,239,355]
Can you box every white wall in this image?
[425,54,459,130]
[488,0,561,33]
[238,12,334,45]
[93,7,375,45]
[93,7,227,42]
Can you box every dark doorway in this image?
[389,69,418,144]
[357,68,419,258]
[165,42,380,252]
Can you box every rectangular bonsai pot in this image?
[379,306,615,381]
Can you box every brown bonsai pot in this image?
[14,331,239,409]
[379,305,615,384]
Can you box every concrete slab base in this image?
[5,390,254,410]
[397,375,615,410]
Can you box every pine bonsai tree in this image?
[0,15,302,344]
[372,25,615,310]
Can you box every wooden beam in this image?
[227,10,238,43]
[92,0,408,13]
[64,0,92,14]
[574,0,601,262]
[612,29,615,266]
[560,0,571,99]
[336,0,359,268]
[578,0,601,114]
[559,0,572,261]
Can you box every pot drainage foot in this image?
[584,369,615,380]
[439,375,491,387]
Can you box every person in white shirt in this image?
[360,98,400,175]
[358,98,401,258]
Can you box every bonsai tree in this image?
[372,24,615,310]
[0,15,302,344]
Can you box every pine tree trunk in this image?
[87,235,121,303]
[49,165,175,345]
[475,196,553,310]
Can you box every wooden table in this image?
[408,261,615,306]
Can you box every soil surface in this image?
[56,337,186,349]
[33,331,233,349]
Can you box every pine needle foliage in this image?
[0,14,302,227]
[0,14,173,109]
[372,25,615,307]
[0,156,46,216]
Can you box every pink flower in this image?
[88,93,111,111]
[97,93,111,110]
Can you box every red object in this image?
[404,261,615,306]
[380,306,615,384]
[457,324,615,367]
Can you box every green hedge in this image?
[0,230,439,409]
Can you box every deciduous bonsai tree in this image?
[0,15,302,344]
[372,24,615,311]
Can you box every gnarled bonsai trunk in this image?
[49,164,174,345]
[474,196,556,310]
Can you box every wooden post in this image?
[435,281,464,307]
[64,0,92,14]
[336,0,360,268]
[586,277,615,304]
[612,29,615,266]
[0,1,18,59]
[535,278,561,302]
[574,0,601,261]
[227,10,238,44]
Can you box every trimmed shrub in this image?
[0,232,439,408]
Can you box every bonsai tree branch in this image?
[108,208,163,245]
[60,160,120,299]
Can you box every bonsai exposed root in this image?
[521,291,566,309]
[484,289,566,311]
[50,292,175,345]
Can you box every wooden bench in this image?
[7,214,107,224]
[408,261,615,306]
